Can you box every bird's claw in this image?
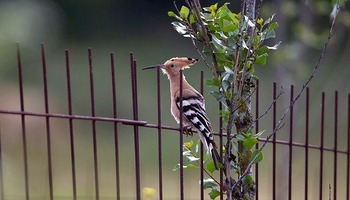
[183,126,194,137]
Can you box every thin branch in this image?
[232,2,340,190]
[252,86,284,124]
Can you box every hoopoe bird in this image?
[143,57,220,169]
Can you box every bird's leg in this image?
[183,125,194,136]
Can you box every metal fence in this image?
[0,44,349,200]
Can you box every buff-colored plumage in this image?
[143,57,220,169]
[161,57,202,127]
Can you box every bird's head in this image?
[143,57,198,77]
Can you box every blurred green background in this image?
[0,0,349,199]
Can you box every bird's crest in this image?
[164,57,198,70]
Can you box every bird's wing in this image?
[176,94,214,151]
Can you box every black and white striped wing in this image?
[176,95,214,151]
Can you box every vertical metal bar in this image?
[288,85,294,200]
[179,70,184,200]
[333,91,338,200]
[130,53,141,200]
[219,101,223,200]
[255,79,259,200]
[65,49,77,200]
[41,43,54,200]
[110,52,120,200]
[319,92,325,200]
[305,87,309,200]
[347,93,350,200]
[88,48,99,200]
[156,65,163,200]
[272,82,277,200]
[200,71,204,200]
[17,43,30,200]
[0,120,4,200]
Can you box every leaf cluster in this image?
[169,3,279,108]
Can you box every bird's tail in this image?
[197,131,222,170]
[211,146,221,170]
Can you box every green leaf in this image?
[241,39,248,49]
[216,3,231,18]
[171,21,188,35]
[249,150,264,164]
[220,18,237,32]
[255,53,268,65]
[267,41,281,50]
[222,72,231,81]
[224,66,234,74]
[206,161,217,173]
[256,45,268,56]
[232,140,238,152]
[189,14,195,24]
[263,14,276,26]
[195,139,200,154]
[244,15,255,27]
[180,6,190,19]
[205,78,220,87]
[173,163,198,171]
[202,178,217,189]
[254,130,266,138]
[264,28,276,40]
[244,174,254,186]
[173,163,181,171]
[187,155,200,162]
[222,80,230,92]
[269,22,279,29]
[211,34,228,50]
[228,12,239,24]
[215,53,232,62]
[209,3,218,16]
[209,189,220,199]
[183,150,192,156]
[243,137,258,150]
[210,91,223,101]
[184,140,194,149]
[168,11,177,18]
[187,163,198,169]
[236,133,245,141]
[251,75,259,81]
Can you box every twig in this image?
[252,86,284,124]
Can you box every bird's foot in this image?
[183,126,194,137]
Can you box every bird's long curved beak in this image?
[142,64,164,70]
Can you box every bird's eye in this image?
[170,64,174,68]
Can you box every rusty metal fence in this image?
[0,44,349,200]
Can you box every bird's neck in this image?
[168,74,190,95]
